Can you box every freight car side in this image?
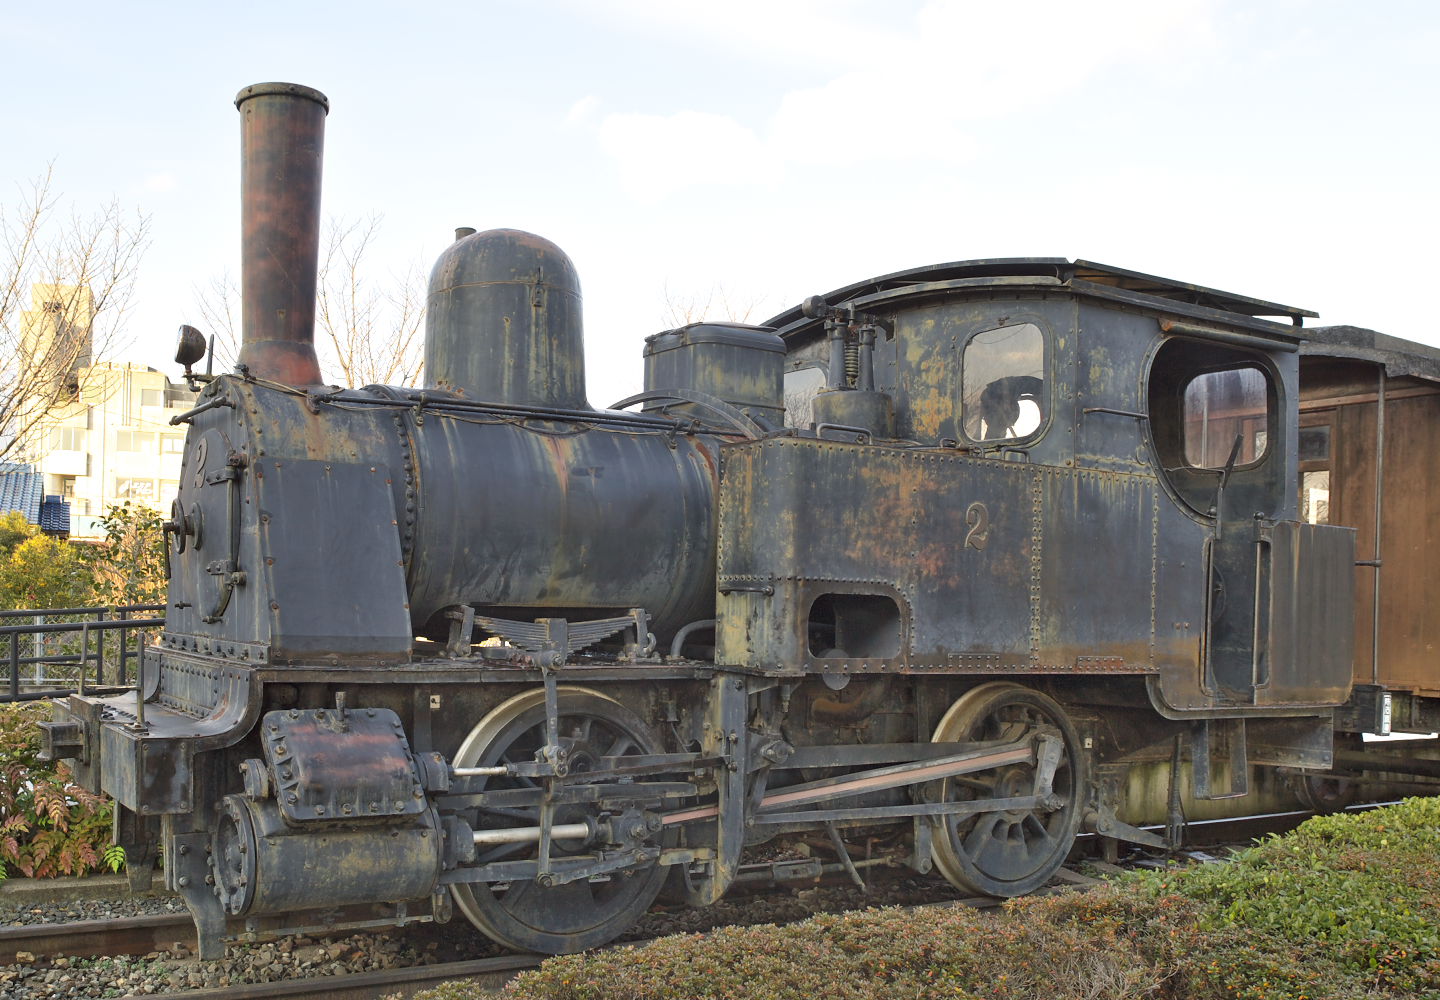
[1296,328,1440,795]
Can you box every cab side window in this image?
[962,322,1045,442]
[1182,366,1270,469]
[783,365,827,429]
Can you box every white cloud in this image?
[566,95,601,125]
[584,0,1213,197]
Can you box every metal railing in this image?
[1,605,166,702]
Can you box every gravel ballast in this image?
[0,870,975,997]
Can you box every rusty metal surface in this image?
[766,258,1314,343]
[715,436,1164,675]
[0,913,193,963]
[234,83,327,386]
[426,229,588,410]
[643,323,786,428]
[261,708,425,822]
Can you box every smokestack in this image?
[234,82,328,386]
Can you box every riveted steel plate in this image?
[260,707,425,823]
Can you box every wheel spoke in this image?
[604,733,636,758]
[930,684,1085,897]
[450,688,670,954]
[961,812,1005,859]
[1022,813,1057,853]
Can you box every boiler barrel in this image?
[405,417,718,642]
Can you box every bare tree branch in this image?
[0,167,150,462]
[661,280,762,329]
[195,215,426,388]
[194,270,240,372]
[315,215,426,387]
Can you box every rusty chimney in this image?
[234,82,328,386]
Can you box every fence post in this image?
[32,613,42,686]
[97,607,108,687]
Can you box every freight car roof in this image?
[765,257,1316,338]
[1301,325,1440,382]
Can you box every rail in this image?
[0,604,165,702]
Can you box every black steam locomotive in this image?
[41,83,1362,958]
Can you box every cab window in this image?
[1148,338,1283,521]
[783,366,827,429]
[962,322,1045,442]
[1182,366,1270,469]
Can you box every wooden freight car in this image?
[1297,327,1440,796]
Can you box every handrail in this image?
[0,603,164,620]
[1,608,166,702]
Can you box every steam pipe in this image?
[234,82,328,386]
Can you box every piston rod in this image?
[473,822,590,847]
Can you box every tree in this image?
[196,214,426,388]
[0,534,89,611]
[83,501,167,608]
[0,511,34,561]
[0,167,149,461]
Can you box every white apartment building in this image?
[38,362,193,537]
[17,282,194,538]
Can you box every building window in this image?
[50,427,85,451]
[161,434,185,454]
[141,388,164,407]
[60,476,76,498]
[116,430,155,452]
[115,478,156,501]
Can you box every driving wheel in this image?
[930,682,1085,897]
[450,687,669,953]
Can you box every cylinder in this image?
[425,229,589,409]
[235,82,328,386]
[212,794,441,916]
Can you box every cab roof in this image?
[765,258,1316,340]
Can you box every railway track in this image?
[0,806,1351,998]
[159,955,542,1000]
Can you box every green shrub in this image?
[401,798,1440,1000]
[0,702,122,878]
[1139,797,1440,997]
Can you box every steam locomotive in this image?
[39,83,1379,959]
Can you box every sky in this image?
[1,0,1436,401]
